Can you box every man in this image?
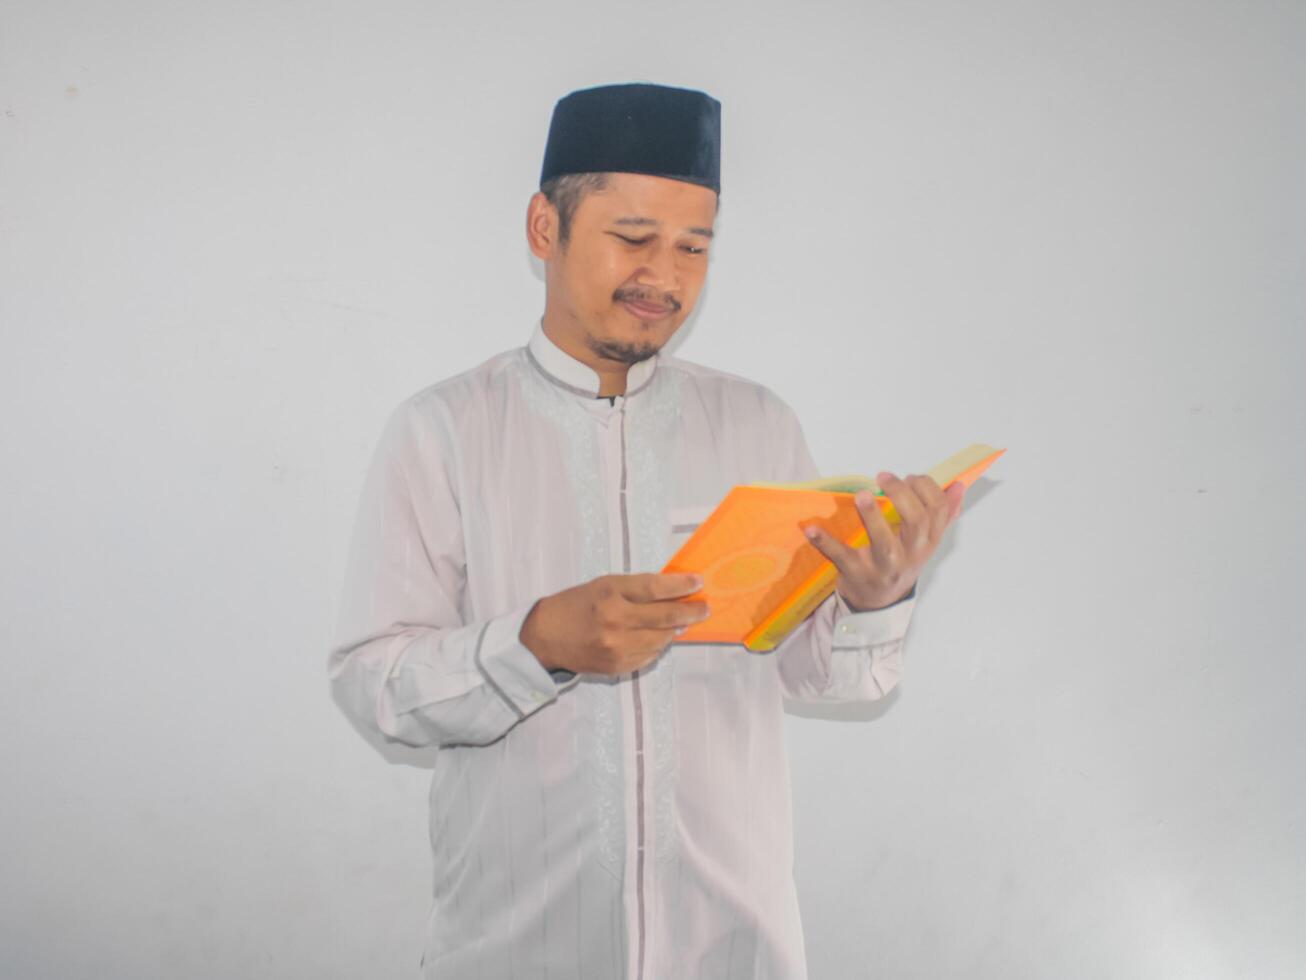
[329,82,964,979]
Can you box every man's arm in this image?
[327,398,574,749]
[759,389,917,703]
[772,582,916,703]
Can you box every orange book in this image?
[661,443,1005,651]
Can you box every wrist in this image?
[840,581,916,613]
[519,598,561,672]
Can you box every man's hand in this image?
[803,472,965,612]
[520,573,710,676]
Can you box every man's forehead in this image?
[584,174,717,229]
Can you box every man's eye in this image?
[611,233,705,255]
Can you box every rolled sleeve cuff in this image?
[474,604,576,718]
[832,583,917,649]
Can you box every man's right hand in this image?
[519,573,711,676]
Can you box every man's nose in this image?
[634,240,679,295]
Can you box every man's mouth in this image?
[621,299,673,321]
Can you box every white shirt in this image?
[329,320,918,979]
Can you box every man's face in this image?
[539,172,718,366]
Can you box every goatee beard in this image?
[588,335,659,366]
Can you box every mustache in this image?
[614,288,681,313]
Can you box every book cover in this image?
[660,443,1006,651]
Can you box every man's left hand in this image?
[802,472,965,612]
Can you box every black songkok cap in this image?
[540,83,721,194]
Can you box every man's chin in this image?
[598,344,660,366]
[588,329,662,365]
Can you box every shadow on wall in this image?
[784,474,1002,724]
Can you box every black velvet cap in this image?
[540,83,721,194]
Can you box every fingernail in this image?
[804,526,819,540]
[691,575,704,589]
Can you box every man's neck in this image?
[540,314,629,398]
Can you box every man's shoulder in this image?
[398,345,524,415]
[658,350,795,416]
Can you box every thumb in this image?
[802,522,855,579]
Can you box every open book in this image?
[660,443,1006,651]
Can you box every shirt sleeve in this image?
[327,397,576,749]
[758,389,918,703]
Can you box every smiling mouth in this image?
[621,299,672,320]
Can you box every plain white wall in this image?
[2,1,1302,977]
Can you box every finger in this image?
[802,521,861,580]
[855,489,904,574]
[625,572,704,602]
[877,472,929,533]
[906,474,950,547]
[605,634,673,674]
[630,634,677,666]
[910,473,948,514]
[877,472,932,558]
[629,597,711,631]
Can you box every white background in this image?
[2,1,1303,977]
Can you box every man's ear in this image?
[526,192,559,261]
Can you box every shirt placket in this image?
[599,395,651,980]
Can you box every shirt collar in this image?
[526,318,658,400]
